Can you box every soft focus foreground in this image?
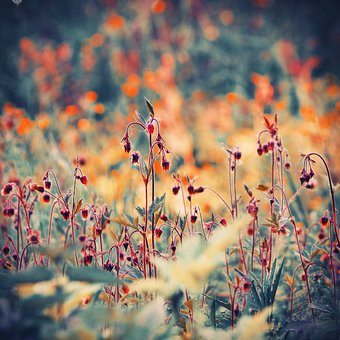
[0,1,339,339]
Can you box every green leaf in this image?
[0,268,54,289]
[209,295,216,328]
[148,193,166,216]
[270,258,285,305]
[66,266,118,284]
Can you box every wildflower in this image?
[81,209,89,220]
[191,215,197,224]
[284,162,291,170]
[104,259,114,272]
[122,133,131,153]
[79,234,86,242]
[131,151,139,164]
[187,184,195,195]
[194,186,204,194]
[161,157,170,171]
[233,147,242,160]
[263,143,269,154]
[257,146,263,156]
[1,183,13,196]
[299,169,310,185]
[84,254,93,266]
[2,245,10,256]
[160,214,168,222]
[220,218,227,226]
[27,230,41,244]
[301,274,307,282]
[42,194,50,203]
[155,228,163,238]
[44,179,52,190]
[80,175,88,185]
[3,207,14,217]
[305,178,317,190]
[170,241,176,252]
[61,209,70,220]
[172,184,180,195]
[243,281,252,293]
[247,227,254,236]
[318,231,325,240]
[320,214,329,226]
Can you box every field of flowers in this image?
[0,0,339,339]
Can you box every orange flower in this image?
[226,92,238,104]
[37,115,49,129]
[90,33,104,47]
[121,74,140,97]
[17,117,34,135]
[78,119,91,132]
[85,91,98,102]
[219,10,234,25]
[65,105,79,116]
[107,14,125,31]
[94,103,105,114]
[151,0,166,14]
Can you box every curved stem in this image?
[202,186,233,216]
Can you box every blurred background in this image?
[0,0,339,217]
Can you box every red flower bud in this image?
[160,214,168,222]
[2,245,10,256]
[122,284,130,294]
[172,184,180,195]
[187,184,195,195]
[1,183,13,196]
[320,215,329,226]
[147,123,154,134]
[194,186,204,194]
[80,175,88,185]
[220,218,227,226]
[44,180,52,190]
[82,209,89,220]
[61,210,70,220]
[191,215,197,224]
